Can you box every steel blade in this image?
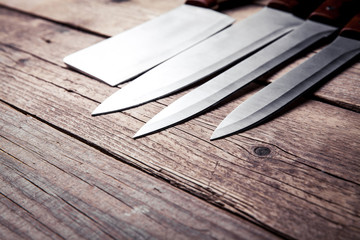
[134,20,337,138]
[64,5,234,86]
[211,36,360,140]
[93,7,305,115]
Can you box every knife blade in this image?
[63,0,236,86]
[92,0,324,116]
[211,12,360,140]
[133,0,358,138]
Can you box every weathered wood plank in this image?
[0,0,265,36]
[0,0,185,36]
[0,102,279,240]
[0,7,359,182]
[0,3,358,112]
[1,8,360,239]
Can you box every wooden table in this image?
[1,0,359,239]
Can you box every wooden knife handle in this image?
[340,13,360,39]
[267,0,324,17]
[267,0,301,12]
[185,0,239,9]
[309,0,360,26]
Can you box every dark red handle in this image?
[186,0,247,9]
[267,0,301,12]
[340,13,360,39]
[186,0,218,8]
[309,0,360,26]
[267,0,324,17]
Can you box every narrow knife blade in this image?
[92,3,312,115]
[134,0,360,138]
[64,4,235,86]
[134,19,337,138]
[211,35,360,140]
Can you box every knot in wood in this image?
[254,147,271,156]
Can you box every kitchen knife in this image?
[63,0,236,86]
[211,12,360,140]
[133,0,358,138]
[92,0,324,116]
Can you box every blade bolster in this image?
[340,13,360,40]
[185,0,218,8]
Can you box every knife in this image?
[63,0,236,86]
[211,12,360,140]
[92,0,324,116]
[133,0,359,138]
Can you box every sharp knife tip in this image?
[91,107,104,116]
[133,130,146,139]
[210,125,236,140]
[211,120,253,140]
[210,131,224,141]
[91,103,121,116]
[133,121,167,138]
[132,133,141,139]
[133,126,150,139]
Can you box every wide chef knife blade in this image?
[63,0,236,86]
[92,0,324,116]
[211,12,360,140]
[133,0,358,138]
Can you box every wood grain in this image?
[0,0,267,36]
[0,1,358,112]
[0,0,186,36]
[1,103,279,240]
[1,6,360,239]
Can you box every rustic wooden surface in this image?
[1,0,359,239]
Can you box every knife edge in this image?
[64,4,235,86]
[133,19,338,137]
[93,7,306,116]
[211,36,360,140]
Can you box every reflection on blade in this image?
[134,20,337,138]
[211,36,360,140]
[64,5,235,86]
[92,7,304,115]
